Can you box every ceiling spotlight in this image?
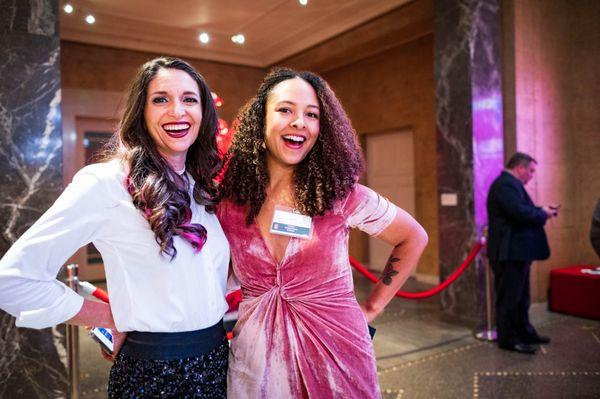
[299,0,308,5]
[231,34,245,44]
[85,14,95,24]
[199,32,210,44]
[64,4,74,13]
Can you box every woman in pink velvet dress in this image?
[219,68,428,398]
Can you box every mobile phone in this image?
[89,327,114,355]
[368,325,376,340]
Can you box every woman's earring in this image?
[261,142,266,149]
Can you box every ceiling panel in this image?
[60,0,413,67]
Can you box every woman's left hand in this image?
[360,302,382,323]
[360,206,428,323]
[99,330,127,362]
[111,330,127,360]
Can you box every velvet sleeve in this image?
[342,184,398,236]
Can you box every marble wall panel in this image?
[434,0,503,326]
[0,0,67,397]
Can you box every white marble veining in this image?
[0,0,68,397]
[434,0,504,325]
[28,0,56,36]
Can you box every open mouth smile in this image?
[282,134,306,149]
[162,122,191,138]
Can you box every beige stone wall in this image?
[61,41,265,122]
[316,35,439,276]
[503,0,600,301]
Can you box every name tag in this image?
[270,205,313,239]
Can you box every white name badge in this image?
[270,205,313,239]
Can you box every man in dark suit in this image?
[487,152,559,354]
[591,199,600,258]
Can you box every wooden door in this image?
[366,130,416,272]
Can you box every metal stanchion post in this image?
[66,264,80,399]
[475,234,497,341]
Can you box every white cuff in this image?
[16,286,84,329]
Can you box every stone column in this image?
[0,0,67,397]
[434,0,504,326]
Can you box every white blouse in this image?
[0,159,230,332]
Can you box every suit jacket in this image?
[486,171,550,262]
[591,199,600,258]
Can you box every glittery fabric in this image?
[218,184,397,398]
[107,338,228,398]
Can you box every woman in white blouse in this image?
[0,57,230,398]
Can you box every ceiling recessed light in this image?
[231,34,245,44]
[199,32,210,44]
[299,0,308,5]
[85,14,95,24]
[64,4,74,13]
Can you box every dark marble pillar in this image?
[0,0,67,397]
[434,0,504,326]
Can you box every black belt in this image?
[120,320,225,360]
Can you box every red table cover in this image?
[550,265,600,320]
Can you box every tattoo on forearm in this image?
[380,256,400,286]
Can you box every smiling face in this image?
[264,77,320,170]
[144,68,202,168]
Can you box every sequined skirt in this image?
[108,325,228,399]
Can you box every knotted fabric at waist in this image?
[242,283,356,304]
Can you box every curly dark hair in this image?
[105,57,221,259]
[220,67,364,224]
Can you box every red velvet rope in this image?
[350,241,484,299]
[92,288,110,303]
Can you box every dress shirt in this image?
[0,159,230,332]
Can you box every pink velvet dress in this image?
[218,184,397,398]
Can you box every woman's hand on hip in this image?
[360,302,383,323]
[100,330,127,362]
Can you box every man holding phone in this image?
[590,199,600,259]
[487,152,559,354]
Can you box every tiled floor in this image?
[356,276,600,399]
[75,276,600,398]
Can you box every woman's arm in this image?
[0,165,115,329]
[67,299,116,329]
[360,207,428,322]
[69,299,128,361]
[69,299,127,361]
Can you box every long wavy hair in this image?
[220,67,364,224]
[105,57,221,259]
